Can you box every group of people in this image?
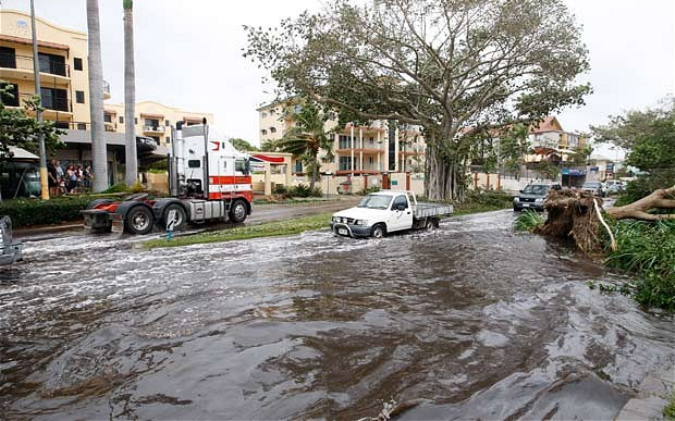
[48,160,93,196]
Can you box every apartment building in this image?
[257,100,426,176]
[104,101,214,146]
[0,9,214,187]
[527,116,588,162]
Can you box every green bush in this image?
[102,183,130,194]
[465,188,513,208]
[273,184,288,195]
[0,196,93,227]
[606,220,675,310]
[289,184,322,198]
[357,186,381,195]
[514,211,546,232]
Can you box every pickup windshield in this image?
[357,195,393,210]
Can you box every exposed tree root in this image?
[606,185,675,221]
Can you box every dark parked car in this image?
[581,181,604,197]
[513,183,561,212]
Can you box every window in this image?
[75,90,85,104]
[104,113,113,123]
[77,123,87,130]
[339,135,353,149]
[188,160,201,168]
[235,160,247,173]
[261,112,267,118]
[261,129,268,135]
[295,160,303,173]
[38,52,67,76]
[135,118,138,124]
[119,116,124,124]
[270,127,277,134]
[145,118,160,128]
[73,57,83,71]
[165,120,170,126]
[392,195,408,210]
[41,87,69,111]
[0,47,17,69]
[0,82,19,107]
[165,137,171,143]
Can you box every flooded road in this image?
[1,210,673,420]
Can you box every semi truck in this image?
[83,122,253,235]
[331,190,453,238]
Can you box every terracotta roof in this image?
[0,34,69,51]
[530,116,563,134]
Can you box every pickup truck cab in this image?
[331,190,453,238]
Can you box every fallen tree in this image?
[535,185,675,253]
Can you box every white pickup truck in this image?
[331,190,454,238]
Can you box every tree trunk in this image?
[86,0,109,192]
[123,3,138,186]
[606,185,675,221]
[309,157,317,190]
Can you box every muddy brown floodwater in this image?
[1,210,673,420]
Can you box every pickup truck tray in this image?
[414,202,454,219]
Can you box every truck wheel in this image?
[425,219,436,231]
[229,200,248,223]
[125,206,155,235]
[162,204,187,231]
[371,224,386,238]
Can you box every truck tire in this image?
[425,218,436,231]
[371,223,386,238]
[162,203,187,231]
[125,206,155,235]
[229,199,248,224]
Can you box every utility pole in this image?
[30,0,50,200]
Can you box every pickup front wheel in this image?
[371,223,386,238]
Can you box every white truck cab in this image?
[331,190,453,238]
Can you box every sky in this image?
[2,0,674,149]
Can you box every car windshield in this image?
[522,185,550,195]
[357,194,392,210]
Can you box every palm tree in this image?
[278,101,333,190]
[86,0,108,192]
[123,0,138,185]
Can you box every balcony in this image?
[143,125,165,135]
[103,80,111,100]
[0,52,71,86]
[5,92,72,115]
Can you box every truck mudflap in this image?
[82,209,112,232]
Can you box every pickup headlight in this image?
[354,219,369,226]
[331,216,339,223]
[535,198,545,204]
[513,197,520,203]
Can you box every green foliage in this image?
[606,220,675,311]
[230,138,259,152]
[0,196,92,227]
[591,96,674,150]
[289,183,322,198]
[616,168,675,206]
[464,188,513,208]
[626,116,675,172]
[144,212,332,249]
[0,83,65,159]
[499,124,529,177]
[102,183,131,194]
[533,161,561,180]
[568,145,594,166]
[514,211,546,232]
[357,186,381,195]
[664,392,675,420]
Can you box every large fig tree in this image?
[244,0,591,200]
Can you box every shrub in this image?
[514,211,546,232]
[465,188,513,208]
[606,220,675,310]
[102,183,130,194]
[0,196,93,227]
[289,184,322,198]
[357,186,381,195]
[273,184,288,195]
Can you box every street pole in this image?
[30,0,50,200]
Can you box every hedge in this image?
[0,196,93,227]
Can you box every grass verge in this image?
[143,213,333,249]
[664,392,675,420]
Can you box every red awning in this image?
[252,154,286,164]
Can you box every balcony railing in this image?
[143,125,165,134]
[3,93,72,113]
[0,53,70,77]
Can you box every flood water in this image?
[1,210,673,420]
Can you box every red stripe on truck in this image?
[209,176,252,185]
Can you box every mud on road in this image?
[1,210,673,420]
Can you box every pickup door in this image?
[388,194,413,232]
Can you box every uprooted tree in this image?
[244,0,591,200]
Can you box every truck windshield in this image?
[357,195,392,210]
